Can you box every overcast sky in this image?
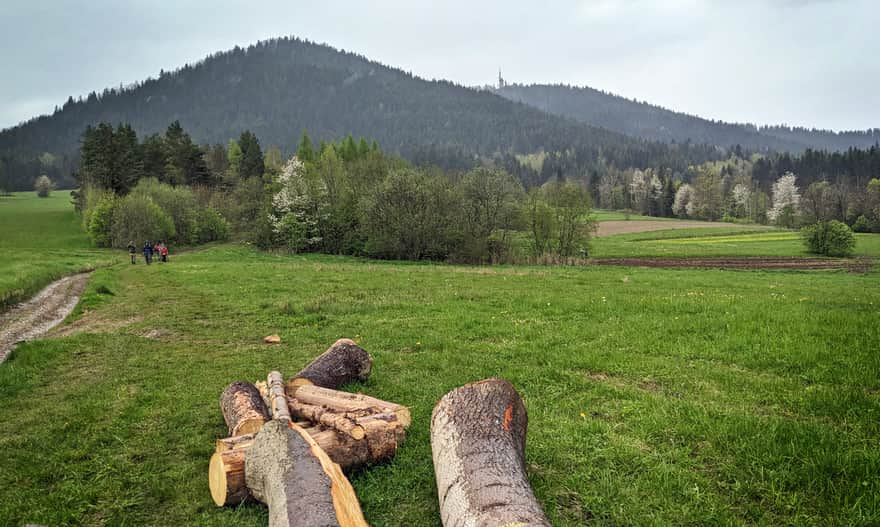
[1,0,877,131]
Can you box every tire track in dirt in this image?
[0,272,91,363]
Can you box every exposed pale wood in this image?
[255,380,272,410]
[209,415,406,507]
[267,371,292,422]
[209,448,250,506]
[216,433,255,452]
[289,384,411,428]
[289,399,365,440]
[219,381,271,436]
[244,420,369,527]
[290,338,372,390]
[431,378,550,527]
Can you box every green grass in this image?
[0,192,116,307]
[592,227,880,258]
[1,246,878,526]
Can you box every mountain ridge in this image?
[495,82,879,153]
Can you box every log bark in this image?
[209,413,406,507]
[245,420,369,527]
[267,371,292,422]
[220,381,271,436]
[290,338,372,390]
[289,399,365,440]
[288,384,411,428]
[430,378,550,527]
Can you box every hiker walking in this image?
[127,241,137,264]
[143,241,153,265]
[159,242,169,263]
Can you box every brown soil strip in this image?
[595,220,765,237]
[590,257,873,272]
[0,273,91,363]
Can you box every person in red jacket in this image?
[160,243,169,263]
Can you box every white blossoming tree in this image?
[672,183,695,218]
[767,172,801,228]
[269,156,327,252]
[629,169,649,214]
[732,183,752,219]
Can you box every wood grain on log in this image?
[209,414,406,507]
[209,448,250,506]
[290,339,372,390]
[431,378,550,527]
[267,371,292,422]
[289,384,411,428]
[220,381,271,436]
[245,420,368,527]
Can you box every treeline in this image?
[74,121,599,262]
[0,36,723,193]
[589,152,880,232]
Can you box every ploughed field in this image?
[595,219,762,237]
[1,245,878,526]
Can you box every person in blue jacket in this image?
[143,241,153,265]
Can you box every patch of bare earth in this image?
[596,220,759,237]
[51,313,143,338]
[590,257,873,272]
[0,273,91,363]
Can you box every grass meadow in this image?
[592,227,880,259]
[0,195,878,526]
[0,192,115,308]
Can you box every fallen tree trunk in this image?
[288,384,411,428]
[220,381,271,436]
[290,338,372,390]
[245,420,369,527]
[431,378,550,527]
[209,412,406,506]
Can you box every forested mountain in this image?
[495,83,879,153]
[0,37,721,191]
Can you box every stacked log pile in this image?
[208,337,550,527]
[209,339,409,527]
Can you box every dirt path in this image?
[0,272,91,363]
[595,220,764,237]
[591,257,873,272]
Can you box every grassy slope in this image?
[0,192,115,308]
[592,227,880,258]
[1,246,878,526]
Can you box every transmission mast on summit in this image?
[498,69,506,89]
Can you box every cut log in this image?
[267,371,292,422]
[245,420,368,527]
[430,378,550,527]
[288,384,411,428]
[209,413,406,507]
[209,448,251,506]
[220,381,271,436]
[290,338,372,390]
[288,399,365,440]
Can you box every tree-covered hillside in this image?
[0,37,721,191]
[496,83,879,153]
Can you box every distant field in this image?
[0,192,115,308]
[1,246,877,526]
[592,210,675,222]
[595,219,765,237]
[592,227,880,259]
